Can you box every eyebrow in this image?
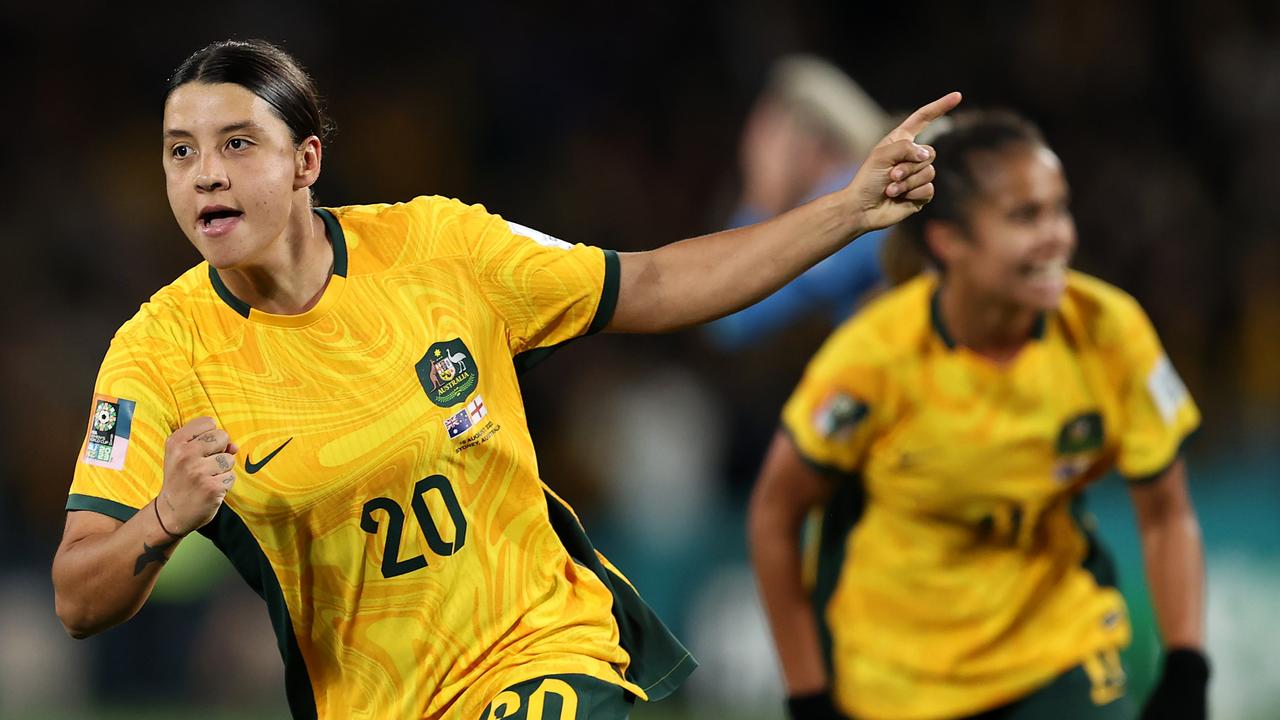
[163,121,265,140]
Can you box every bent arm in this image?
[1128,458,1205,650]
[52,503,181,638]
[748,431,837,695]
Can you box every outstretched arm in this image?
[608,92,961,334]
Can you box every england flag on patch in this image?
[466,396,487,424]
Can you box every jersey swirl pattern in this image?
[782,272,1199,720]
[68,196,694,719]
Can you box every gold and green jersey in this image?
[781,272,1199,720]
[68,196,694,719]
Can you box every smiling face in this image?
[162,82,319,269]
[937,143,1076,312]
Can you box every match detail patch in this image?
[83,394,136,470]
[444,395,489,439]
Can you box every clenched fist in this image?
[156,416,238,536]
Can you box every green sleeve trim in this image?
[779,424,861,484]
[587,249,620,336]
[512,248,620,374]
[1124,428,1199,486]
[66,494,140,522]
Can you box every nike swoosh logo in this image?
[245,438,293,474]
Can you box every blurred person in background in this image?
[49,38,959,720]
[706,55,891,350]
[749,111,1207,720]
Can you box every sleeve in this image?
[67,337,181,521]
[779,325,883,479]
[1110,303,1201,482]
[449,200,619,367]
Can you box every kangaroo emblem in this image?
[417,338,480,408]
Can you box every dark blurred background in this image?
[1,1,1277,718]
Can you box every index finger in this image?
[886,91,963,143]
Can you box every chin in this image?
[193,239,252,271]
[1020,283,1066,312]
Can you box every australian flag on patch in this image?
[444,408,473,438]
[444,395,488,438]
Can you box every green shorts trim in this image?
[479,674,634,720]
[965,652,1135,720]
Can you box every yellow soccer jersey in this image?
[68,196,694,719]
[782,272,1199,720]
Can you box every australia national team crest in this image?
[417,338,479,408]
[1053,411,1105,482]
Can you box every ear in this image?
[294,135,323,191]
[923,219,968,269]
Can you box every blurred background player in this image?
[749,110,1208,720]
[705,55,890,351]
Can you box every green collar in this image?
[208,207,347,319]
[930,287,1046,350]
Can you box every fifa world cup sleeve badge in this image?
[82,394,137,470]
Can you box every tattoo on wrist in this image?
[133,540,176,576]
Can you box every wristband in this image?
[786,690,845,720]
[153,497,185,539]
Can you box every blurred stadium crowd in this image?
[1,1,1277,718]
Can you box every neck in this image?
[938,278,1040,363]
[218,201,333,315]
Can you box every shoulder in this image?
[110,263,228,368]
[1058,271,1153,351]
[815,274,935,370]
[326,195,501,238]
[323,196,504,270]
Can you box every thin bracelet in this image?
[153,497,184,539]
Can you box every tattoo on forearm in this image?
[133,540,177,576]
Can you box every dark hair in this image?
[884,110,1047,282]
[166,39,333,145]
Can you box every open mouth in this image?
[198,207,244,231]
[1020,258,1067,282]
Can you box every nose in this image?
[1048,210,1077,253]
[195,154,228,192]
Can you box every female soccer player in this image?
[50,39,958,720]
[749,111,1208,720]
